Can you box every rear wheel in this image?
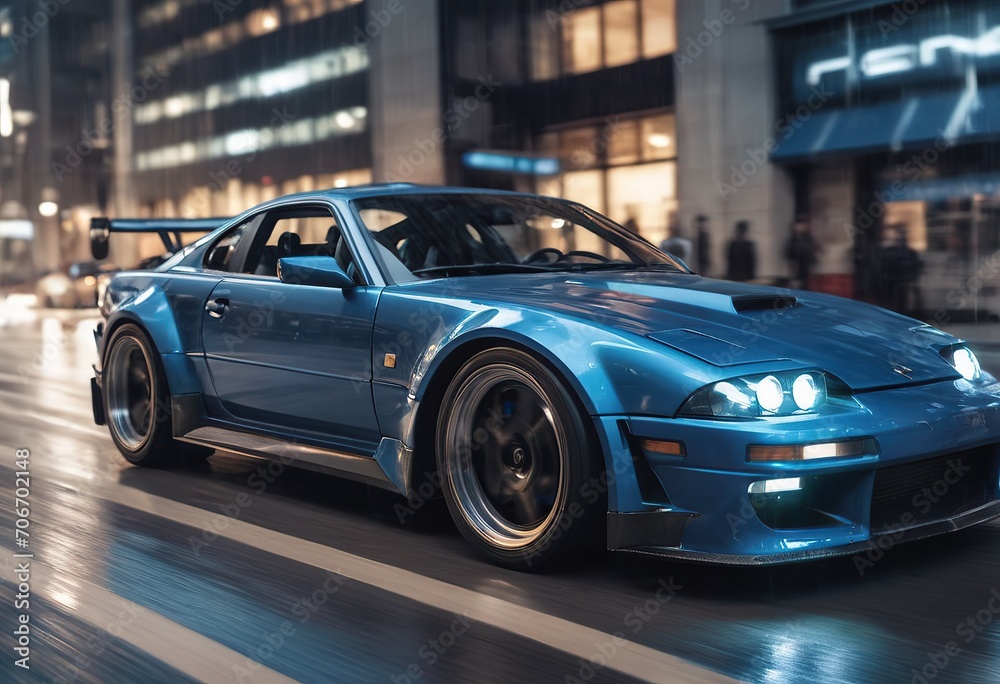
[437,348,602,570]
[103,323,208,467]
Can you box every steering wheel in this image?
[563,250,610,263]
[523,247,564,264]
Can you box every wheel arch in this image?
[407,330,600,496]
[102,312,204,397]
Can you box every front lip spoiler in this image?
[615,499,1000,566]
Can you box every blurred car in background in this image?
[37,261,120,309]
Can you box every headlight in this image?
[681,371,829,418]
[945,346,982,381]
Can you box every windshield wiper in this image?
[412,263,558,278]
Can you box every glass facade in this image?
[537,113,677,243]
[775,0,1000,318]
[533,0,676,79]
[131,0,371,219]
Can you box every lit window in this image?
[607,161,677,243]
[202,29,224,51]
[562,7,602,74]
[607,119,640,165]
[642,0,676,58]
[604,0,639,68]
[560,127,601,170]
[531,16,560,81]
[563,170,606,214]
[247,8,281,37]
[134,47,369,125]
[135,107,368,171]
[641,114,676,160]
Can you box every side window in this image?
[204,223,249,272]
[242,207,362,283]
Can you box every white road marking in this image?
[21,464,737,684]
[28,559,299,684]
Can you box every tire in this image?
[103,323,207,467]
[436,347,603,570]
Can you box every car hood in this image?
[409,270,962,391]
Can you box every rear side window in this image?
[204,224,248,272]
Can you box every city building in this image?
[3,0,680,269]
[679,0,1000,317]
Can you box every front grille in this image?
[870,445,999,533]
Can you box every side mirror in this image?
[90,218,110,260]
[277,256,355,289]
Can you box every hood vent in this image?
[732,294,797,313]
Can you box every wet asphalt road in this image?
[1,307,999,684]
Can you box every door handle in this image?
[205,297,230,319]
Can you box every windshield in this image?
[351,193,688,281]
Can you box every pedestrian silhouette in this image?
[726,220,756,282]
[784,214,817,290]
[695,214,711,276]
[877,223,921,315]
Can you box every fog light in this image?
[749,478,802,495]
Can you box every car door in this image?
[200,203,381,454]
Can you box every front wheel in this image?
[103,323,208,467]
[437,348,603,570]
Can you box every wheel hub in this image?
[504,445,532,484]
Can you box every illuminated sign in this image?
[806,25,1000,85]
[0,220,33,240]
[463,151,560,175]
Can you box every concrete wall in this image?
[675,0,794,281]
[369,0,446,185]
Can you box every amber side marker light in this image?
[640,439,686,456]
[748,437,878,463]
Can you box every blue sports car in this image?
[90,185,1000,570]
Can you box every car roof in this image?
[257,184,550,205]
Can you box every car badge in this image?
[891,363,913,379]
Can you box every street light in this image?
[38,188,59,218]
[0,78,12,138]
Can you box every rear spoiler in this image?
[90,217,230,260]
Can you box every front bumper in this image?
[601,377,1000,563]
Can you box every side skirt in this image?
[171,395,412,495]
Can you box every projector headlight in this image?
[944,346,982,381]
[681,371,829,419]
